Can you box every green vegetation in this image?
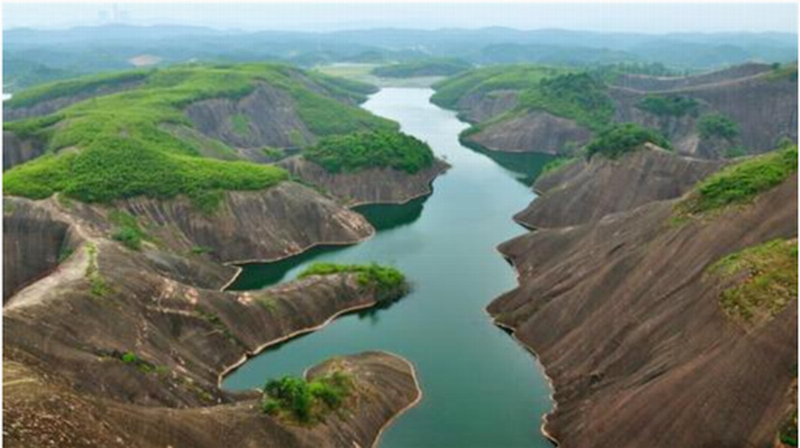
[585,123,671,159]
[6,70,149,110]
[676,145,797,216]
[191,245,214,255]
[541,157,579,176]
[85,244,111,298]
[304,130,434,174]
[767,62,799,82]
[518,72,615,130]
[780,410,798,447]
[697,113,739,140]
[372,58,471,78]
[262,371,352,423]
[230,113,250,136]
[194,306,239,344]
[636,95,699,117]
[299,262,408,301]
[109,211,146,250]
[709,239,797,325]
[3,63,396,203]
[112,350,168,375]
[57,244,74,263]
[431,65,570,109]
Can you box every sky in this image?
[3,3,798,34]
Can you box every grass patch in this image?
[540,156,579,177]
[709,239,797,326]
[84,243,111,298]
[109,210,146,250]
[6,70,149,110]
[675,145,797,217]
[585,123,671,159]
[262,371,352,423]
[230,113,250,136]
[299,262,408,301]
[3,63,396,203]
[304,130,434,174]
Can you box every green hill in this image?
[3,64,401,204]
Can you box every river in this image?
[224,88,554,448]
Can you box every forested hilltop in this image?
[3,63,441,208]
[435,61,797,159]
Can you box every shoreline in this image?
[216,296,380,388]
[219,161,450,292]
[484,246,562,447]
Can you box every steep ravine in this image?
[489,158,798,447]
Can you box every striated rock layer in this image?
[3,131,48,171]
[489,160,797,447]
[516,146,724,229]
[3,187,419,448]
[279,156,450,206]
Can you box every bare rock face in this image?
[3,194,420,448]
[109,182,374,263]
[465,111,592,155]
[490,169,797,447]
[185,83,315,151]
[611,66,798,158]
[2,197,75,302]
[516,146,724,229]
[280,156,450,206]
[455,90,519,123]
[3,131,48,170]
[613,62,773,92]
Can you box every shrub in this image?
[697,113,739,140]
[262,372,352,423]
[299,262,408,301]
[112,227,143,250]
[3,63,396,203]
[304,130,434,174]
[431,65,570,110]
[637,95,699,117]
[676,144,797,216]
[519,72,615,130]
[109,211,146,250]
[585,123,671,159]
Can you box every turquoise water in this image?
[224,88,554,448]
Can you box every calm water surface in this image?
[224,88,554,448]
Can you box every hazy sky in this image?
[4,3,798,34]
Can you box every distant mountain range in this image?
[4,25,797,92]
